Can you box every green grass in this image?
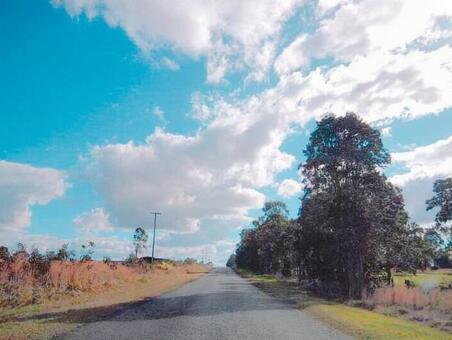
[236,269,279,283]
[308,304,452,340]
[393,269,452,288]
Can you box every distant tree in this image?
[426,178,452,267]
[0,246,10,262]
[235,201,293,276]
[426,178,452,224]
[133,227,148,259]
[80,241,95,261]
[235,228,259,272]
[56,243,75,261]
[226,254,236,268]
[15,242,26,254]
[183,257,198,265]
[123,253,137,265]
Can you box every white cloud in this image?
[0,161,68,232]
[273,47,452,124]
[275,0,452,75]
[390,136,452,224]
[161,57,180,71]
[73,208,115,232]
[152,106,166,122]
[277,179,303,197]
[53,0,304,83]
[381,127,392,137]
[84,106,295,233]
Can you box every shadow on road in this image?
[18,291,293,325]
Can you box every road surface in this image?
[63,268,351,340]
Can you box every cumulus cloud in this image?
[73,208,115,232]
[277,179,303,197]
[274,47,452,124]
[0,161,68,232]
[275,0,452,75]
[390,136,452,224]
[53,0,303,82]
[85,102,295,233]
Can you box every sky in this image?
[1,0,451,265]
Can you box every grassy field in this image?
[0,263,209,340]
[238,270,452,340]
[393,269,452,288]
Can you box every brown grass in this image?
[0,259,209,339]
[371,286,452,311]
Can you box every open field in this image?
[0,262,209,340]
[238,270,452,339]
[393,269,452,288]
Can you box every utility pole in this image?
[150,212,161,263]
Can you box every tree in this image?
[235,228,259,272]
[133,227,148,259]
[426,178,452,224]
[226,254,236,268]
[426,178,452,267]
[56,243,75,261]
[0,246,10,262]
[80,241,95,261]
[235,201,294,276]
[299,113,407,298]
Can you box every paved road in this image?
[63,268,351,340]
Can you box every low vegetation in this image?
[240,270,452,339]
[0,229,210,339]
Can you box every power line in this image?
[150,212,161,263]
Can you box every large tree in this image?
[299,113,408,298]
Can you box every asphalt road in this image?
[63,268,351,340]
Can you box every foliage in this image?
[235,113,435,300]
[226,254,236,268]
[133,227,149,259]
[80,241,95,261]
[56,243,75,261]
[426,177,452,224]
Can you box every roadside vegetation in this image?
[229,113,452,336]
[0,228,210,339]
[240,270,452,339]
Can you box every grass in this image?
[0,263,209,340]
[308,304,452,340]
[236,270,452,340]
[393,269,452,288]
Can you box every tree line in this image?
[231,113,452,299]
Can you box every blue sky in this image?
[1,0,451,264]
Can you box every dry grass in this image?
[368,285,452,332]
[371,286,452,311]
[0,260,209,339]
